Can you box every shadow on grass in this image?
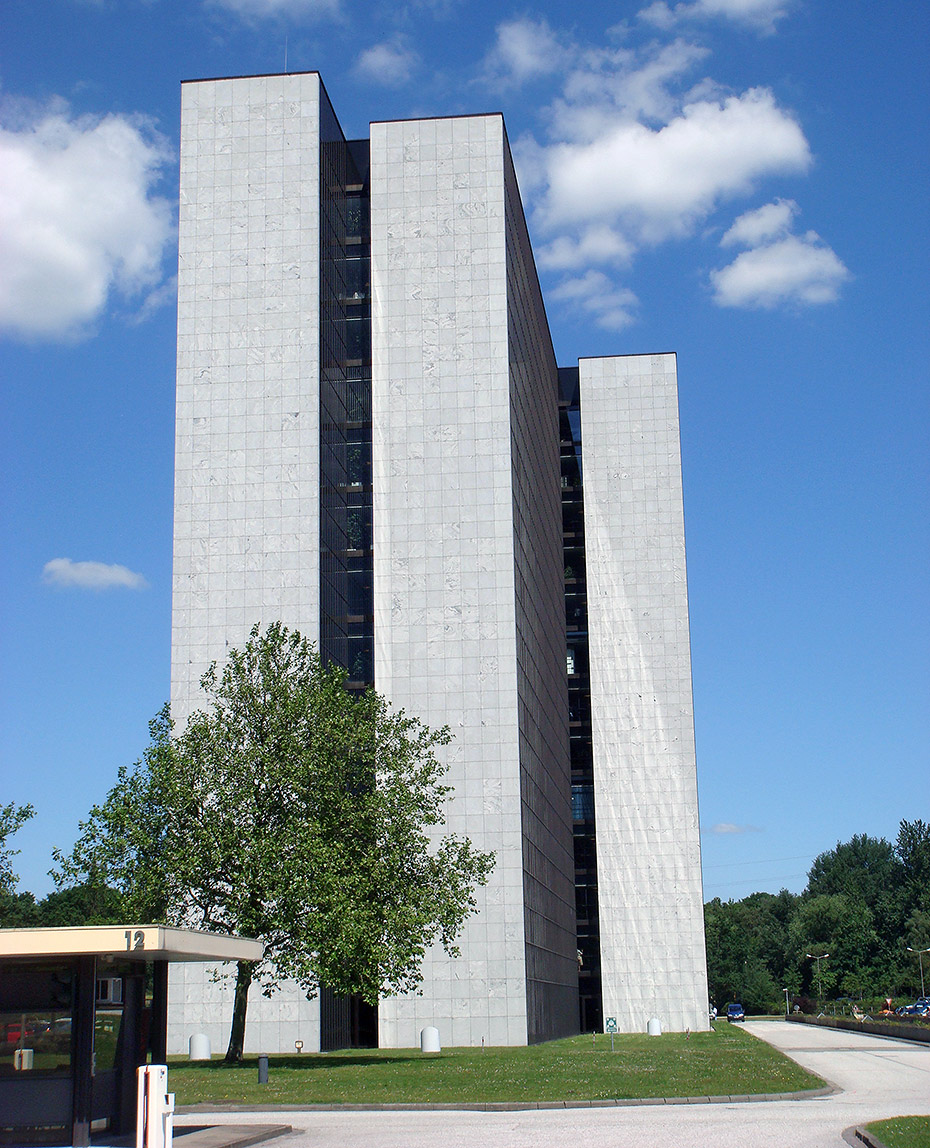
[188,1054,440,1071]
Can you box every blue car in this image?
[727,1002,745,1022]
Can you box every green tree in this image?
[896,819,930,924]
[55,622,495,1061]
[787,893,882,1000]
[38,883,125,926]
[704,890,798,1013]
[0,801,35,896]
[0,802,40,926]
[806,834,902,920]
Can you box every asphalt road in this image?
[174,1020,930,1148]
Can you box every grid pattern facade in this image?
[172,74,324,726]
[579,354,708,1033]
[370,114,533,1047]
[169,73,709,1053]
[502,143,578,1042]
[171,74,328,1053]
[166,967,320,1057]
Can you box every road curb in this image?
[787,1014,930,1045]
[842,1125,891,1148]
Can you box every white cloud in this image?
[483,17,567,87]
[209,0,340,18]
[0,102,174,340]
[640,0,790,34]
[549,270,639,331]
[551,39,709,136]
[499,20,838,326]
[43,558,149,591]
[720,197,797,247]
[353,40,419,87]
[711,232,850,307]
[541,87,810,241]
[538,226,635,271]
[129,274,178,326]
[707,822,762,835]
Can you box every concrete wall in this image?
[371,114,531,1047]
[172,73,323,727]
[170,72,326,1055]
[580,353,708,1033]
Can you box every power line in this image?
[703,854,814,870]
[704,872,809,892]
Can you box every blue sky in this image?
[1,0,927,904]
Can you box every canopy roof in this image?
[0,924,263,963]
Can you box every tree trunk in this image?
[224,960,255,1062]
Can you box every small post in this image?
[610,1034,614,1052]
[258,1055,268,1085]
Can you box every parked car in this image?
[896,1001,930,1018]
[727,1002,745,1022]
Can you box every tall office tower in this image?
[168,70,707,1053]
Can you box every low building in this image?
[0,924,262,1146]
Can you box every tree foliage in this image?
[0,801,35,897]
[705,820,930,1012]
[0,802,37,925]
[54,622,495,1059]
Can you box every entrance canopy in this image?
[0,924,263,964]
[0,925,262,1147]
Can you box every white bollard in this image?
[13,1049,34,1070]
[189,1033,211,1061]
[647,1017,662,1036]
[136,1065,175,1148]
[420,1026,441,1053]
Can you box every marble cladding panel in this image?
[370,115,530,1047]
[172,73,323,731]
[167,962,321,1055]
[579,354,709,1034]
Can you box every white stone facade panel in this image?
[171,73,324,1053]
[370,115,529,1047]
[579,354,709,1034]
[167,962,321,1055]
[172,73,322,727]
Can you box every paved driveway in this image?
[175,1021,930,1148]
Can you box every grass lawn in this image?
[864,1117,930,1148]
[168,1023,823,1106]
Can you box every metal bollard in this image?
[258,1055,269,1084]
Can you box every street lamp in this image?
[806,953,830,1006]
[906,946,929,997]
[783,987,790,1017]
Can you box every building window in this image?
[572,785,595,822]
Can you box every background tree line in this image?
[705,821,930,1012]
[3,803,127,927]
